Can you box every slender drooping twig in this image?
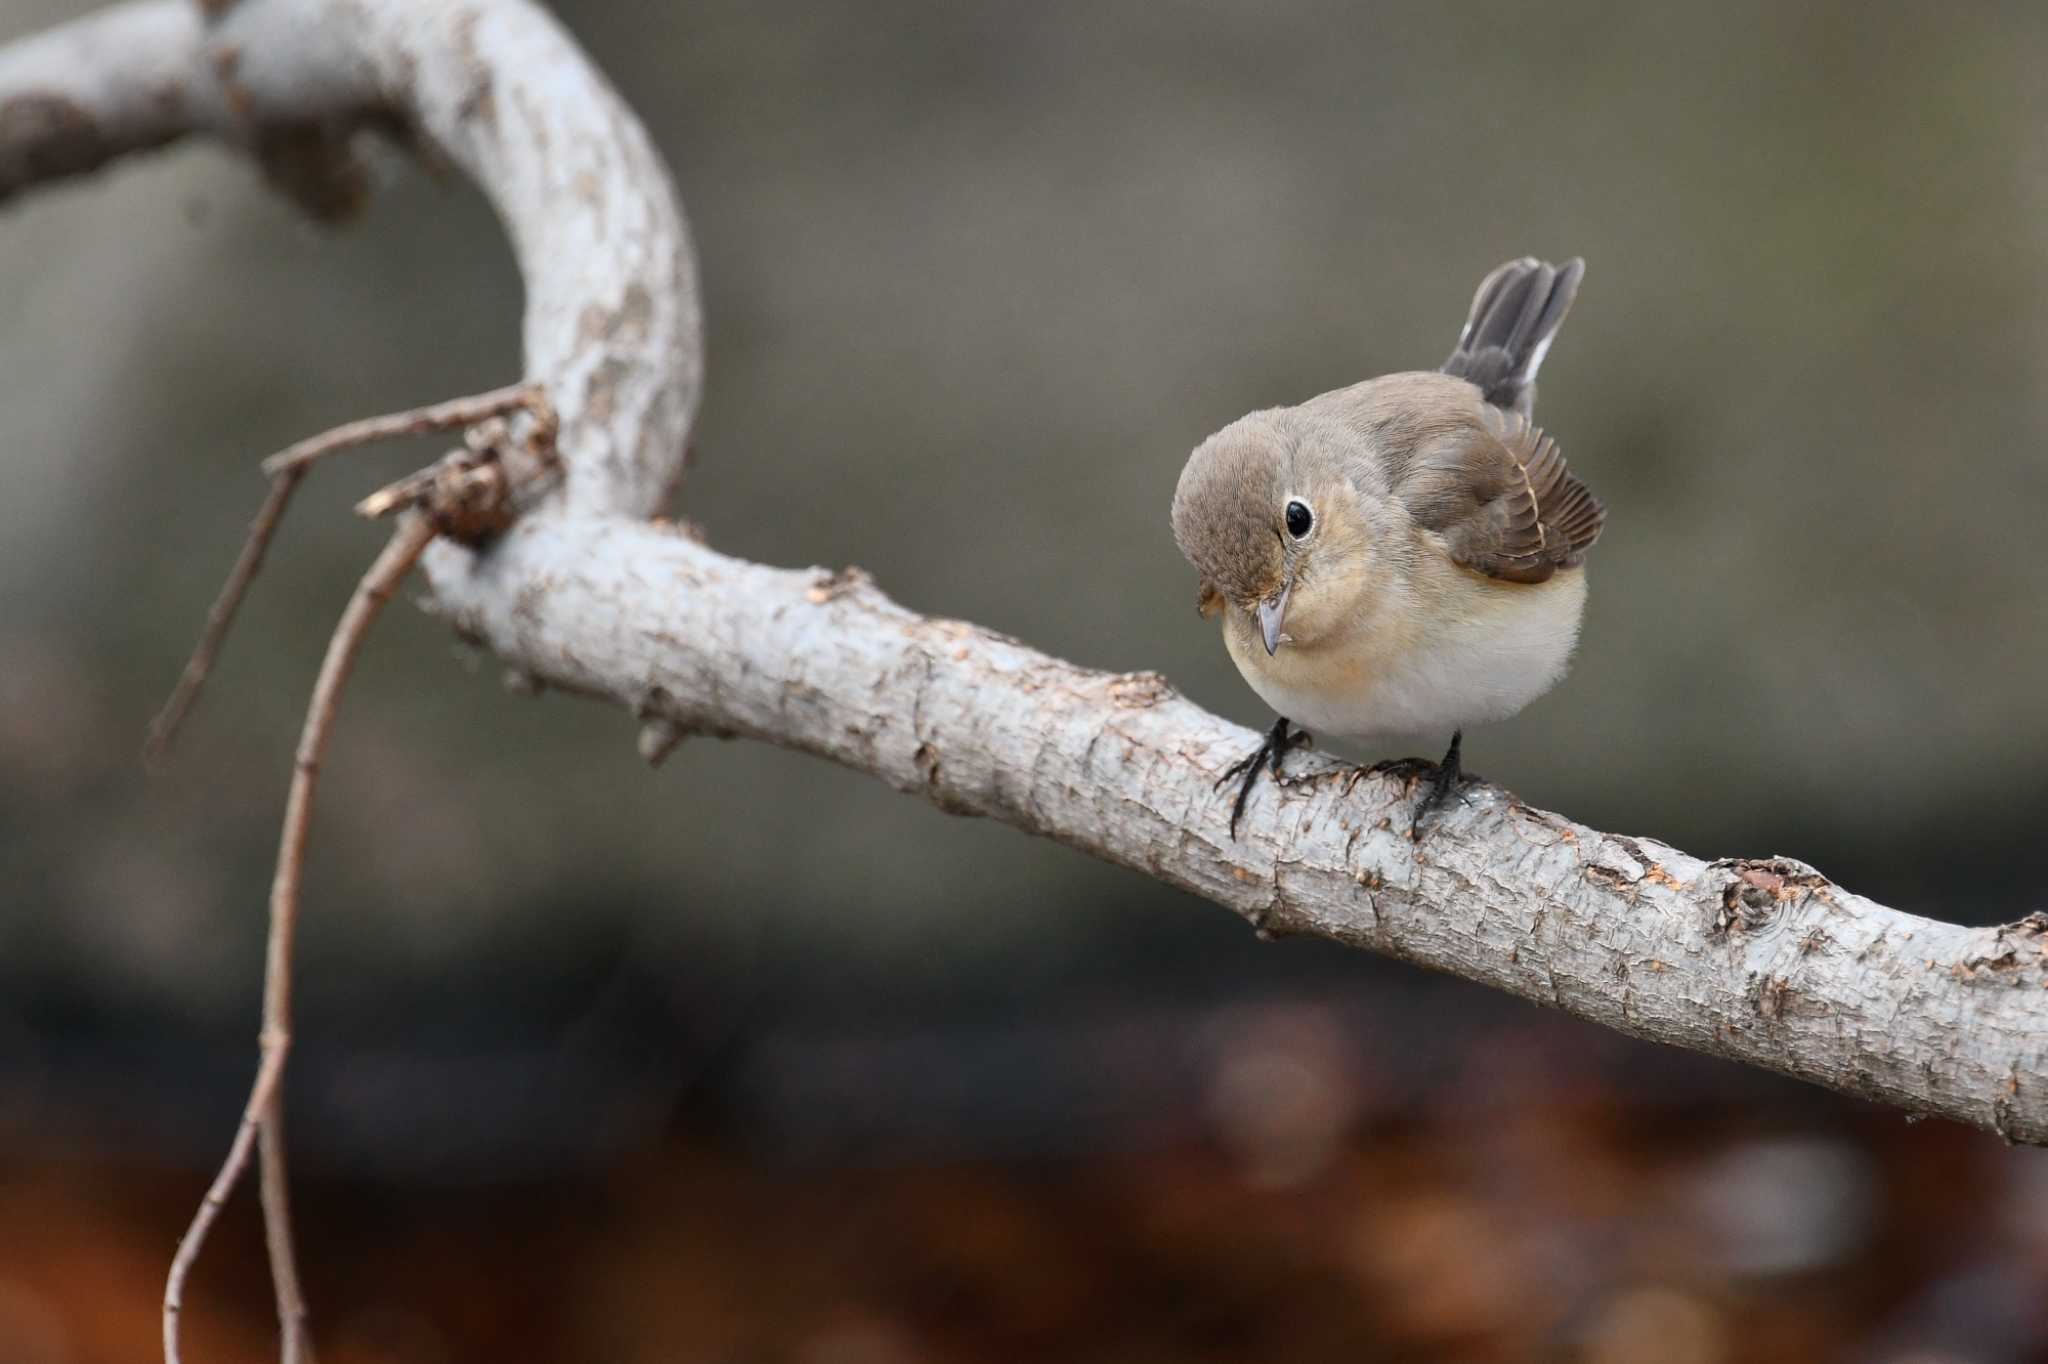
[163,513,437,1364]
[143,385,543,764]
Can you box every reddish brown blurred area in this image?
[4,1084,2043,1363]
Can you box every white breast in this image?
[1224,568,1588,743]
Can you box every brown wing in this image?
[1402,406,1604,584]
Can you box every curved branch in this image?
[0,0,699,518]
[2,0,2043,1162]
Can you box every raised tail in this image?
[1440,256,1584,418]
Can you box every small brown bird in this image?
[1171,257,1603,837]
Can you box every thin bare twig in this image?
[259,1104,310,1364]
[258,382,541,477]
[163,512,437,1364]
[144,384,543,764]
[152,383,544,1359]
[144,468,306,765]
[162,1041,287,1364]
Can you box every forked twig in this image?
[163,512,438,1364]
[161,1042,287,1364]
[144,383,545,763]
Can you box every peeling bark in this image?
[1,0,2042,1145]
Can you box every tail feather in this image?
[1441,256,1584,418]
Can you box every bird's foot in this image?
[1358,756,1431,785]
[1341,760,1397,798]
[1216,716,1310,837]
[1409,730,1473,843]
[1339,753,1436,798]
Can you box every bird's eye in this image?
[1284,500,1313,539]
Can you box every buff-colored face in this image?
[1170,412,1392,654]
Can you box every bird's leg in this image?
[1410,728,1469,841]
[1215,715,1309,837]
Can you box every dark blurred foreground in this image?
[4,986,2046,1364]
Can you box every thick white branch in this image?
[428,517,2048,1142]
[3,0,2043,1144]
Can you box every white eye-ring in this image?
[1284,499,1313,539]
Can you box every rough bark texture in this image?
[429,518,2048,1143]
[3,0,2044,1145]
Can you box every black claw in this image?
[1219,716,1307,837]
[1410,729,1467,842]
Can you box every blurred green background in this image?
[2,1,2045,1360]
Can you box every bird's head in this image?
[1170,410,1396,654]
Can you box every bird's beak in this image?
[1257,582,1292,656]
